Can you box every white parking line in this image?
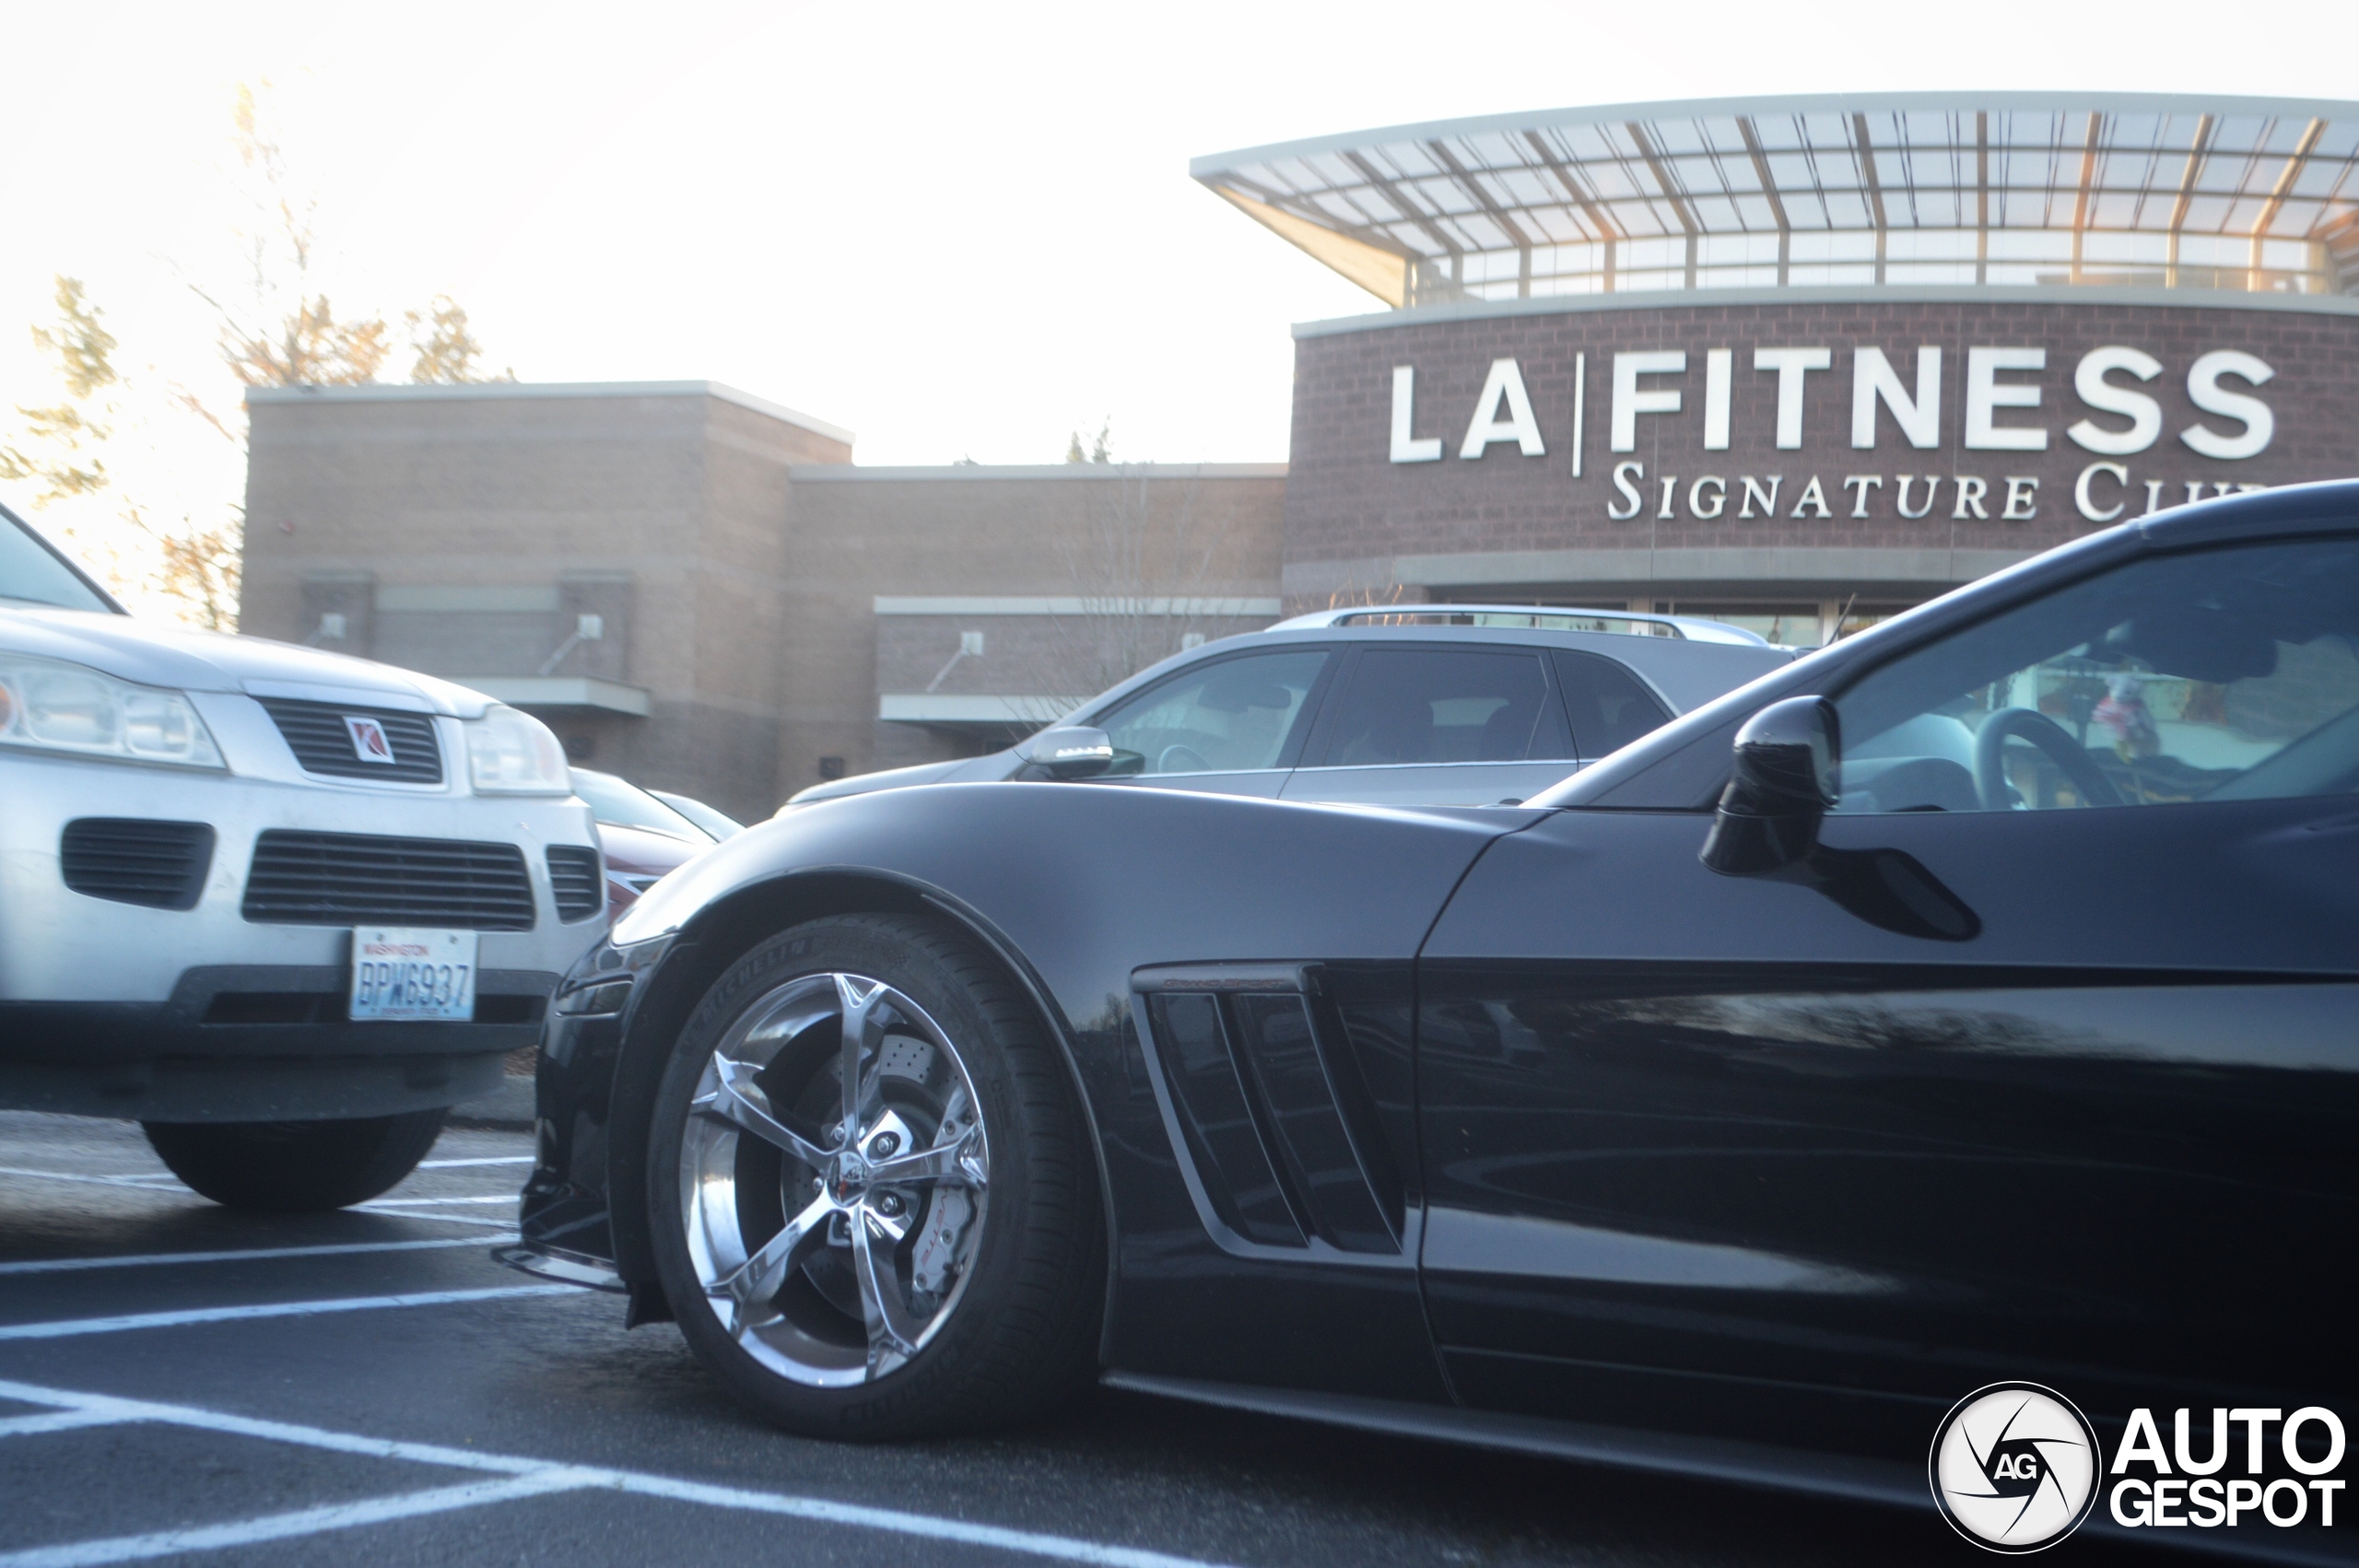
[0,1380,544,1473]
[593,1469,1234,1566]
[0,1377,1237,1568]
[0,1166,178,1191]
[0,1235,516,1277]
[0,1285,572,1342]
[0,1409,133,1439]
[0,1470,594,1568]
[354,1195,515,1206]
[349,1207,513,1228]
[417,1156,534,1168]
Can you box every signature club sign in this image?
[1387,343,2282,526]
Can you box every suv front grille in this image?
[256,698,444,785]
[545,845,604,923]
[60,819,216,910]
[242,830,535,930]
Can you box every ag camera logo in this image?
[1931,1383,2101,1552]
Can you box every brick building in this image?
[240,92,2359,812]
[239,384,1283,819]
[1199,90,2359,646]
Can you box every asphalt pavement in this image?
[0,1108,2178,1567]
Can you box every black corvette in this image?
[504,483,2357,1541]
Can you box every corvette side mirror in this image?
[1700,696,1979,942]
[1700,696,1838,877]
[1015,726,1116,780]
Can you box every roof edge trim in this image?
[1292,283,2359,338]
[790,463,1289,481]
[1191,90,2359,176]
[244,380,855,446]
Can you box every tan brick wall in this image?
[241,387,849,821]
[239,392,1283,818]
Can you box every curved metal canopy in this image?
[1191,93,2359,308]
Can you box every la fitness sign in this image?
[1388,344,2280,525]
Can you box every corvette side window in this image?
[1831,536,2359,813]
[1094,650,1330,776]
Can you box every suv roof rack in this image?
[1269,603,1774,648]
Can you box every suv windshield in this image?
[1,512,115,613]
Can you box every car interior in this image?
[1833,537,2359,813]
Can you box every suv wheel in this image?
[142,1109,448,1211]
[646,913,1102,1439]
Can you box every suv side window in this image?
[1093,649,1331,776]
[1832,535,2359,813]
[1314,648,1572,766]
[1553,650,1672,759]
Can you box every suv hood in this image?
[0,606,494,717]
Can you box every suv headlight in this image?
[0,653,225,768]
[464,704,571,794]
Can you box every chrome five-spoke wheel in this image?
[651,913,1102,1438]
[680,969,990,1386]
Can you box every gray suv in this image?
[788,606,1794,812]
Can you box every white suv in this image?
[0,505,605,1210]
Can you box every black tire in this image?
[647,912,1104,1440]
[142,1108,448,1211]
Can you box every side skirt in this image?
[1099,1374,2336,1564]
[1102,1369,1925,1510]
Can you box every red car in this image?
[567,768,719,922]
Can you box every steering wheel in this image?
[1974,708,2124,810]
[1156,743,1213,775]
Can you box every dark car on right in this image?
[511,482,2358,1556]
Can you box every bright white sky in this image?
[3,0,2354,594]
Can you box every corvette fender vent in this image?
[242,830,535,930]
[545,845,604,923]
[1133,964,1403,1257]
[256,697,444,785]
[60,818,216,910]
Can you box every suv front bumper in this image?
[1,742,604,1121]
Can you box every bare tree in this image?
[5,86,512,629]
[1319,580,1411,613]
[405,296,512,384]
[165,83,509,624]
[1,276,245,627]
[1063,418,1111,465]
[998,465,1252,727]
[1,277,118,508]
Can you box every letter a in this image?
[1461,358,1546,459]
[2116,1409,2175,1475]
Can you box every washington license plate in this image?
[350,928,478,1022]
